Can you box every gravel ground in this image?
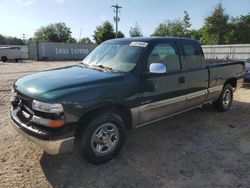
[0,61,250,188]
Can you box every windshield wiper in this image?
[93,64,112,70]
[90,64,121,73]
[79,63,122,73]
[79,62,89,68]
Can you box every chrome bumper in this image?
[11,107,75,155]
[11,120,74,154]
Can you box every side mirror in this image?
[148,63,167,74]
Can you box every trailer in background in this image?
[28,42,97,61]
[0,46,22,62]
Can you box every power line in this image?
[111,4,122,38]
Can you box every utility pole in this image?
[22,34,26,44]
[79,27,82,42]
[111,4,122,38]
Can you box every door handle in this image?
[179,77,186,83]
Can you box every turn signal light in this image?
[48,120,65,128]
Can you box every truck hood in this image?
[14,65,124,101]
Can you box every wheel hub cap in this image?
[91,123,119,156]
[223,89,231,108]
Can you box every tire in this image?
[213,84,233,112]
[15,59,18,62]
[1,56,7,62]
[78,110,126,164]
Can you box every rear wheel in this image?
[1,56,7,62]
[213,84,233,112]
[77,111,126,164]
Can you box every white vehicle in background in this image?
[0,46,22,62]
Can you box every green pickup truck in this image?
[10,37,245,164]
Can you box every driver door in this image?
[138,42,188,125]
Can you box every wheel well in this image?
[224,78,237,89]
[75,104,132,137]
[113,104,133,130]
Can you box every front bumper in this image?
[11,106,75,155]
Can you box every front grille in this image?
[17,93,32,109]
[34,111,64,120]
[14,91,65,123]
[10,92,33,127]
[11,92,73,140]
[15,92,51,117]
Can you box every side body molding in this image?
[130,85,223,128]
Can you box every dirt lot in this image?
[0,61,250,188]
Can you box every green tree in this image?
[129,22,143,37]
[201,3,229,44]
[67,37,77,43]
[189,29,201,40]
[152,23,169,36]
[0,34,24,45]
[225,14,250,44]
[27,38,35,43]
[183,11,192,37]
[152,19,185,37]
[7,37,25,45]
[224,17,239,44]
[93,21,116,44]
[79,37,93,44]
[0,34,6,44]
[199,27,212,44]
[116,31,125,38]
[237,14,250,43]
[34,22,72,42]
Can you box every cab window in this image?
[148,43,181,72]
[182,42,202,69]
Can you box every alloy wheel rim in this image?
[222,89,231,108]
[91,123,119,156]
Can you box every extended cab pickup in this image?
[10,37,245,164]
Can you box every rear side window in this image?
[148,43,181,72]
[182,42,202,69]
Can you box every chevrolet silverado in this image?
[10,37,245,164]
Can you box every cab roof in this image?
[107,37,198,43]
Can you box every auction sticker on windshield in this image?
[130,42,148,48]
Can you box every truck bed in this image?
[207,60,245,89]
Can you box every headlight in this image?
[32,100,64,113]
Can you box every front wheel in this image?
[78,111,126,164]
[213,84,233,112]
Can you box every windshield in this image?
[82,41,146,72]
